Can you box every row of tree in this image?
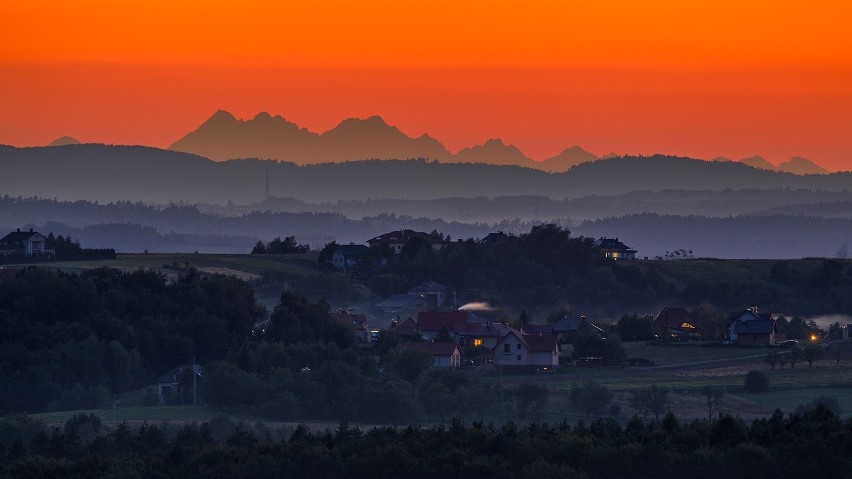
[2,406,850,478]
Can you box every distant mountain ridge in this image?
[169,110,832,174]
[170,110,591,171]
[737,155,828,175]
[1,144,850,205]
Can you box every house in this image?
[331,244,369,271]
[595,237,637,260]
[155,364,203,404]
[407,280,449,307]
[551,315,605,343]
[728,308,780,345]
[479,231,509,245]
[653,307,702,340]
[0,229,55,260]
[458,322,512,349]
[417,311,471,341]
[393,316,420,339]
[493,328,560,372]
[400,342,461,368]
[376,294,431,320]
[331,308,370,343]
[367,229,444,254]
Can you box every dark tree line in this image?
[2,406,851,478]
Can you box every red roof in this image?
[521,324,553,334]
[395,317,418,336]
[522,333,560,353]
[460,323,511,337]
[495,328,559,353]
[654,307,701,331]
[401,342,460,356]
[417,311,470,333]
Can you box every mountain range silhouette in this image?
[169,110,830,174]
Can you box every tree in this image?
[703,386,725,421]
[514,384,551,420]
[630,384,670,421]
[765,351,779,370]
[250,241,266,254]
[803,344,823,367]
[744,370,770,393]
[570,380,613,418]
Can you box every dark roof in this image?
[522,324,554,334]
[552,315,605,335]
[732,319,777,335]
[395,317,419,336]
[522,333,560,353]
[459,322,511,337]
[728,309,774,323]
[368,229,444,245]
[417,311,470,332]
[377,294,423,309]
[480,232,509,244]
[0,230,46,250]
[654,307,701,331]
[595,237,636,252]
[408,280,448,294]
[495,328,559,353]
[401,342,460,356]
[331,309,367,325]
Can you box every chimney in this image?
[29,228,33,232]
[16,228,20,232]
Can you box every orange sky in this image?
[2,1,851,170]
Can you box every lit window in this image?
[473,338,483,347]
[681,322,695,329]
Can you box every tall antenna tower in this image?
[264,170,270,201]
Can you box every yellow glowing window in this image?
[473,338,483,347]
[681,323,696,329]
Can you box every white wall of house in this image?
[528,350,559,367]
[494,334,529,366]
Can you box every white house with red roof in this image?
[493,328,560,372]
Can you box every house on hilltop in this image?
[367,229,444,254]
[595,237,637,260]
[0,228,55,261]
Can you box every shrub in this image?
[743,370,770,393]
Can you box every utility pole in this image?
[192,358,197,406]
[112,395,116,423]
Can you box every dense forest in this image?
[1,407,850,478]
[0,268,263,414]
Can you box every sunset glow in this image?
[2,1,851,169]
